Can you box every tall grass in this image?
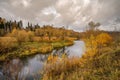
[42,48,120,80]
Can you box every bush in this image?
[28,31,34,42]
[9,29,35,44]
[17,30,29,43]
[0,37,18,53]
[96,33,112,46]
[84,32,113,57]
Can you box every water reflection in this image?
[66,41,85,57]
[19,54,49,80]
[0,41,85,80]
[2,59,23,80]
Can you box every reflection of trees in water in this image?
[52,47,69,57]
[36,54,49,62]
[2,58,23,80]
[36,47,70,63]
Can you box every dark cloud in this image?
[0,0,120,31]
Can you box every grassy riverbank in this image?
[42,32,120,80]
[0,40,74,61]
[42,48,120,80]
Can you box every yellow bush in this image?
[0,37,18,52]
[10,28,18,37]
[96,33,112,46]
[17,30,29,42]
[9,29,35,43]
[84,32,113,57]
[28,31,34,41]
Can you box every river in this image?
[0,41,85,80]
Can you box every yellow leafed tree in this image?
[96,33,112,46]
[84,32,112,57]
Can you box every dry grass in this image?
[42,48,120,80]
[43,57,81,80]
[32,37,42,42]
[0,37,18,53]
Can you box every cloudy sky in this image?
[0,0,120,31]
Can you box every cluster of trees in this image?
[6,26,79,44]
[0,17,40,36]
[82,21,113,56]
[0,17,23,36]
[9,29,34,44]
[34,26,80,41]
[85,33,112,56]
[0,17,80,39]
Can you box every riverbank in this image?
[42,32,120,80]
[42,46,120,80]
[0,40,74,62]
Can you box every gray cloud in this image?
[0,0,120,31]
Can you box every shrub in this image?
[0,37,18,53]
[96,33,112,46]
[9,29,35,44]
[17,30,29,43]
[84,32,113,57]
[28,31,34,42]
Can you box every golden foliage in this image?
[84,32,113,57]
[17,30,29,42]
[27,31,34,41]
[0,37,18,52]
[96,32,112,46]
[32,37,41,42]
[9,29,35,43]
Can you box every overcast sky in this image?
[0,0,120,31]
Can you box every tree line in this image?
[0,17,80,38]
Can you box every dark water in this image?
[0,41,85,80]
